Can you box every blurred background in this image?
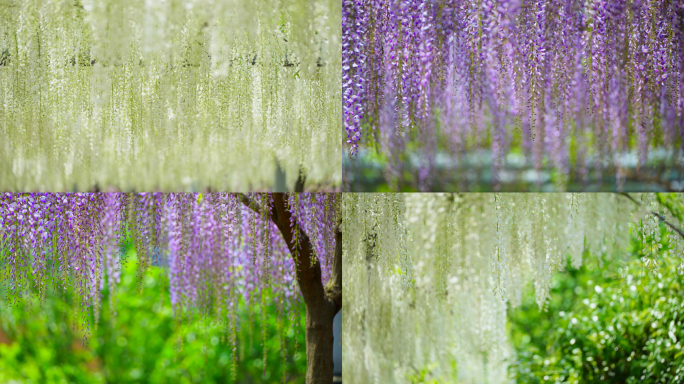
[0,238,311,384]
[345,149,684,192]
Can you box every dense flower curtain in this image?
[344,0,684,190]
[342,193,684,382]
[0,192,338,338]
[0,0,341,191]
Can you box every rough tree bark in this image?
[241,193,341,384]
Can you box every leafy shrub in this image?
[0,248,306,384]
[510,223,684,384]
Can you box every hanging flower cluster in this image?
[343,0,684,190]
[0,192,339,351]
[0,0,341,191]
[341,193,684,383]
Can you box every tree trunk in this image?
[240,193,342,384]
[305,301,336,384]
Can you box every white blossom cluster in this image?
[0,0,341,191]
[342,193,683,384]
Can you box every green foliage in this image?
[406,360,458,384]
[656,193,684,223]
[406,363,441,384]
[510,222,684,384]
[0,248,306,384]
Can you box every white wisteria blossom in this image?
[342,193,684,384]
[0,0,341,191]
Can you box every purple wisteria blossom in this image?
[344,0,684,190]
[0,193,339,340]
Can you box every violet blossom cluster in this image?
[0,193,338,337]
[344,0,684,190]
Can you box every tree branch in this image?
[240,192,338,312]
[271,194,327,309]
[237,192,280,223]
[617,193,684,240]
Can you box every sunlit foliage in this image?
[0,255,307,383]
[510,220,684,384]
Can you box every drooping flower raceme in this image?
[343,0,684,190]
[0,192,339,372]
[0,0,341,191]
[342,193,684,383]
